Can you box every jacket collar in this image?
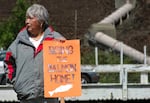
[16,26,54,46]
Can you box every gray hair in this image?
[26,4,49,25]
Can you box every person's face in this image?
[25,16,42,36]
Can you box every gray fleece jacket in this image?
[4,26,64,100]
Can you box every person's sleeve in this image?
[4,41,17,84]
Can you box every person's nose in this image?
[25,18,30,25]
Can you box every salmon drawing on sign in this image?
[48,84,73,96]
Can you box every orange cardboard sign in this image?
[43,40,81,98]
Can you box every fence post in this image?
[120,42,123,84]
[120,42,128,100]
[140,45,148,84]
[95,46,98,65]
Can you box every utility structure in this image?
[86,0,150,64]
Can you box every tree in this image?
[0,0,31,49]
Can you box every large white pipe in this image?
[95,32,150,64]
[99,3,133,24]
[93,1,150,64]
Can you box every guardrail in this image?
[1,64,150,102]
[66,64,150,101]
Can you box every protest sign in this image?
[43,40,81,98]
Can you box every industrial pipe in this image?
[95,32,150,64]
[99,3,133,24]
[91,1,150,64]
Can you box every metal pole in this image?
[120,42,128,100]
[95,47,98,65]
[140,45,148,84]
[120,42,123,84]
[74,10,77,38]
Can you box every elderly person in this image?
[4,4,64,103]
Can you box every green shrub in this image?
[0,0,30,49]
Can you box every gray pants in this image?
[20,97,59,103]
